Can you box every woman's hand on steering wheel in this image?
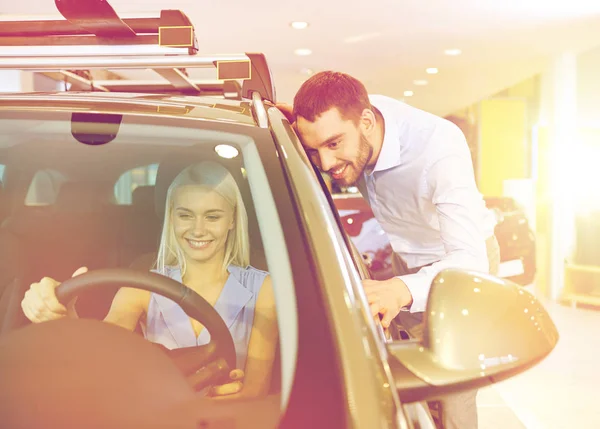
[25,268,239,394]
[206,368,245,398]
[21,266,88,323]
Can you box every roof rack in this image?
[0,0,276,102]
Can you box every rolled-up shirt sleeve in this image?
[400,148,490,313]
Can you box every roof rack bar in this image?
[41,71,109,92]
[222,81,242,100]
[153,68,199,92]
[0,0,276,102]
[242,53,276,103]
[0,35,158,47]
[0,54,250,70]
[89,79,237,96]
[0,17,161,37]
[0,6,198,51]
[0,44,190,57]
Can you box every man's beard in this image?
[333,133,372,187]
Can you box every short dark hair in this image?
[293,71,371,123]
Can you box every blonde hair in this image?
[155,161,249,276]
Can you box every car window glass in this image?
[114,164,158,205]
[24,169,67,206]
[1,110,298,409]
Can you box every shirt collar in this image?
[367,95,403,175]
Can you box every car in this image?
[485,197,536,285]
[0,3,557,429]
[332,189,536,286]
[332,191,395,280]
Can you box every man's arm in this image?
[364,126,490,323]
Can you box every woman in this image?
[21,161,278,399]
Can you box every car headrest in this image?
[54,182,114,213]
[131,185,155,213]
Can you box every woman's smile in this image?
[185,238,213,250]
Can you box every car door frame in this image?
[267,105,411,429]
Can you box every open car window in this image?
[278,120,372,280]
[274,117,390,344]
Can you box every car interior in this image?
[0,138,267,304]
[0,113,284,409]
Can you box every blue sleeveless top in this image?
[145,265,268,371]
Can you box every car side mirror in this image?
[387,269,558,403]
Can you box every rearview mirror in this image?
[71,112,122,146]
[387,269,558,403]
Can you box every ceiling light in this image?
[294,48,312,56]
[215,144,239,159]
[426,68,439,74]
[444,48,462,56]
[290,21,309,30]
[413,80,428,86]
[403,90,414,97]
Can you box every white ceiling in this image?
[2,0,600,116]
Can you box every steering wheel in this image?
[55,268,237,391]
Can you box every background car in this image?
[485,196,536,285]
[332,189,536,285]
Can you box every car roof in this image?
[0,91,257,126]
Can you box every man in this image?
[279,71,499,429]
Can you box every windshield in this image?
[0,107,297,425]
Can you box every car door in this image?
[267,107,414,428]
